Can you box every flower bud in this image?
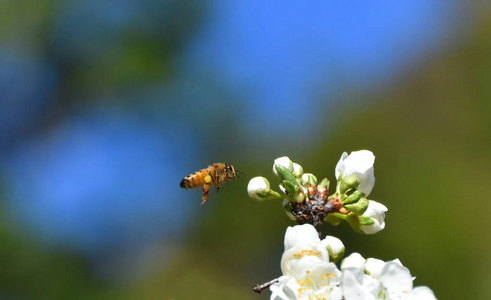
[247,176,282,200]
[321,236,345,263]
[275,165,298,186]
[339,174,360,194]
[359,200,387,234]
[301,173,317,186]
[317,178,329,190]
[292,163,303,178]
[273,156,293,176]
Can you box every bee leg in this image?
[201,184,209,205]
[215,185,220,193]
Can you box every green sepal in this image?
[342,190,362,204]
[345,198,369,215]
[255,189,283,200]
[275,165,298,185]
[317,178,329,191]
[323,213,344,225]
[282,180,297,198]
[358,215,375,226]
[283,201,297,221]
[302,174,318,186]
[326,245,345,264]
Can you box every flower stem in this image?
[252,277,279,293]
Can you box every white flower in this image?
[247,176,270,199]
[271,224,343,299]
[340,268,382,300]
[359,200,388,234]
[340,256,437,300]
[335,150,375,196]
[379,261,437,300]
[273,156,293,176]
[271,263,343,300]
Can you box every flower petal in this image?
[284,224,321,250]
[408,286,438,300]
[335,150,375,196]
[341,252,366,271]
[360,200,388,234]
[335,152,349,179]
[364,258,385,279]
[379,261,414,297]
[340,268,380,300]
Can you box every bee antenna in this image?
[196,157,212,165]
[235,169,248,181]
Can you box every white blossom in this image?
[271,224,343,299]
[339,254,437,300]
[359,200,388,234]
[273,156,293,176]
[247,176,270,199]
[335,150,375,196]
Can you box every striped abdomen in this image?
[180,169,209,189]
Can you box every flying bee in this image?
[180,163,245,205]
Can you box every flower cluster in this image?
[270,224,437,300]
[247,150,387,234]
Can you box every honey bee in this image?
[180,163,243,205]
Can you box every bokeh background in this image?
[1,1,490,299]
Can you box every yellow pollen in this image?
[204,174,212,184]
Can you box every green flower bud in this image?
[317,178,329,191]
[339,174,360,194]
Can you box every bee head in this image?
[225,164,236,179]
